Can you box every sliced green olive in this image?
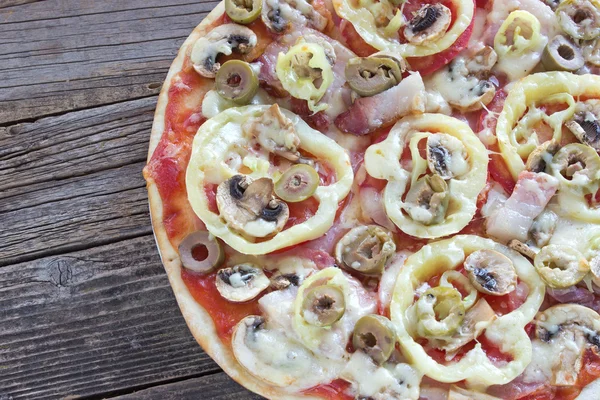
[404,174,450,226]
[556,0,600,40]
[352,314,396,364]
[345,57,402,97]
[302,285,346,326]
[225,0,262,24]
[334,225,396,275]
[274,164,319,202]
[542,35,585,71]
[215,60,259,105]
[534,244,590,288]
[416,286,465,337]
[178,230,224,273]
[550,143,600,187]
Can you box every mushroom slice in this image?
[556,0,600,41]
[542,35,585,72]
[190,24,257,78]
[508,239,537,260]
[345,57,402,97]
[301,284,346,326]
[534,245,590,288]
[404,4,452,45]
[404,174,450,226]
[262,0,327,33]
[334,225,396,275]
[352,314,396,364]
[242,104,303,162]
[178,230,224,273]
[525,140,560,173]
[426,133,469,180]
[550,143,600,185]
[566,110,600,152]
[216,263,270,302]
[529,210,558,248]
[270,273,301,290]
[216,175,289,238]
[464,249,518,296]
[535,304,600,385]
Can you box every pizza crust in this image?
[145,3,322,398]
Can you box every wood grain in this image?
[0,0,219,125]
[110,372,264,400]
[0,236,221,400]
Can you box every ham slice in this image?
[334,73,427,135]
[485,171,559,243]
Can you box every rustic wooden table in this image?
[0,1,262,399]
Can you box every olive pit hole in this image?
[359,332,378,348]
[558,45,575,60]
[574,9,591,24]
[227,73,242,88]
[191,244,209,262]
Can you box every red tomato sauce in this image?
[302,379,354,400]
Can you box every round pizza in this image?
[143,0,600,398]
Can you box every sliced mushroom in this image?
[404,174,450,226]
[216,175,289,238]
[542,35,585,72]
[534,245,590,288]
[525,139,560,173]
[535,304,600,385]
[301,284,346,326]
[261,0,327,33]
[508,239,537,260]
[334,225,396,275]
[439,298,496,354]
[426,133,469,180]
[556,0,600,41]
[270,273,301,290]
[529,210,559,248]
[243,104,305,163]
[190,24,258,78]
[544,0,561,11]
[178,230,224,273]
[550,143,600,183]
[216,263,270,302]
[352,314,396,364]
[464,249,518,296]
[566,108,600,151]
[404,4,452,45]
[345,57,402,97]
[429,46,498,113]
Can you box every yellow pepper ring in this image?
[390,235,545,386]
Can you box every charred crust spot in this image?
[410,5,439,33]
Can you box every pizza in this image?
[143,0,600,398]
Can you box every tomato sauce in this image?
[302,379,354,400]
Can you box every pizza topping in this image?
[216,175,289,238]
[556,0,600,41]
[274,164,319,203]
[426,133,469,180]
[584,38,600,66]
[413,286,466,338]
[178,230,224,274]
[464,250,517,296]
[352,314,396,364]
[427,45,498,113]
[216,263,270,302]
[215,60,259,104]
[404,4,452,46]
[437,298,496,354]
[525,139,560,173]
[270,273,301,290]
[552,143,600,186]
[190,24,257,78]
[448,386,501,400]
[404,174,450,227]
[334,225,396,276]
[262,0,328,33]
[535,304,600,385]
[534,245,590,288]
[529,209,559,248]
[440,270,478,310]
[566,107,600,151]
[301,284,347,327]
[542,35,585,72]
[276,41,334,112]
[345,56,403,97]
[225,0,262,24]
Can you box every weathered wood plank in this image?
[110,372,264,400]
[0,235,223,400]
[0,97,164,265]
[0,0,220,124]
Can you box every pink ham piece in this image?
[485,171,559,244]
[334,73,427,135]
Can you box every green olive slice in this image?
[542,35,585,71]
[556,0,600,40]
[416,286,465,337]
[352,314,396,364]
[534,244,590,288]
[215,60,259,104]
[225,0,262,24]
[302,285,346,327]
[178,230,224,274]
[345,57,402,97]
[274,164,319,202]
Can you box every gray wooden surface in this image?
[0,1,262,399]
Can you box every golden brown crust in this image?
[145,3,321,399]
